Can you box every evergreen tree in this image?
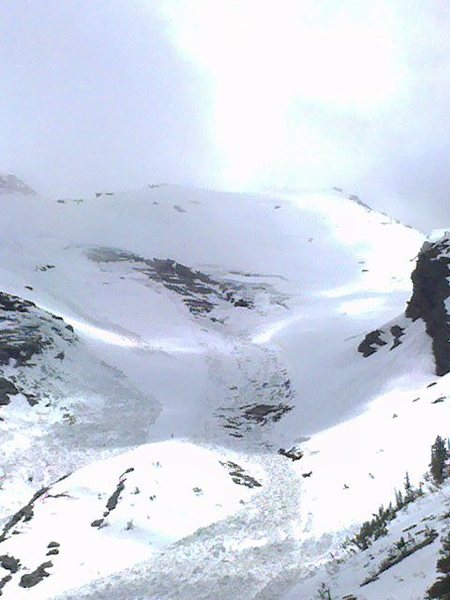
[427,531,450,598]
[395,488,404,510]
[430,436,448,485]
[316,583,332,599]
[404,472,414,503]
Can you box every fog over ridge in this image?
[2,1,450,231]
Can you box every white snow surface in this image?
[0,184,447,599]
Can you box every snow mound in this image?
[0,441,263,599]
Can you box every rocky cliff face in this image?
[0,174,35,195]
[405,234,450,376]
[357,233,450,376]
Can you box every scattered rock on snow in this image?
[278,447,304,461]
[0,474,70,543]
[91,468,134,527]
[358,323,405,357]
[0,574,12,595]
[220,461,262,488]
[431,396,445,404]
[389,325,405,349]
[0,554,20,573]
[0,291,76,409]
[358,329,388,357]
[86,247,256,316]
[19,561,53,588]
[0,378,19,406]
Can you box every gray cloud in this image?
[2,1,450,233]
[1,1,218,196]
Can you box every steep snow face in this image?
[0,182,441,599]
[0,286,162,524]
[0,442,265,599]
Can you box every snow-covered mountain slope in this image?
[0,441,265,597]
[282,480,450,600]
[0,181,447,599]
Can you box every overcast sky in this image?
[2,1,450,231]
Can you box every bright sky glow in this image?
[160,1,408,188]
[4,2,450,229]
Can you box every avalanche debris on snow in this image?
[0,182,447,599]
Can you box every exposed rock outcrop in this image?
[357,234,450,374]
[19,561,53,588]
[0,291,76,407]
[358,330,388,357]
[0,378,19,406]
[219,461,262,488]
[405,234,450,376]
[86,246,262,315]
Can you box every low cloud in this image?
[3,1,450,231]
